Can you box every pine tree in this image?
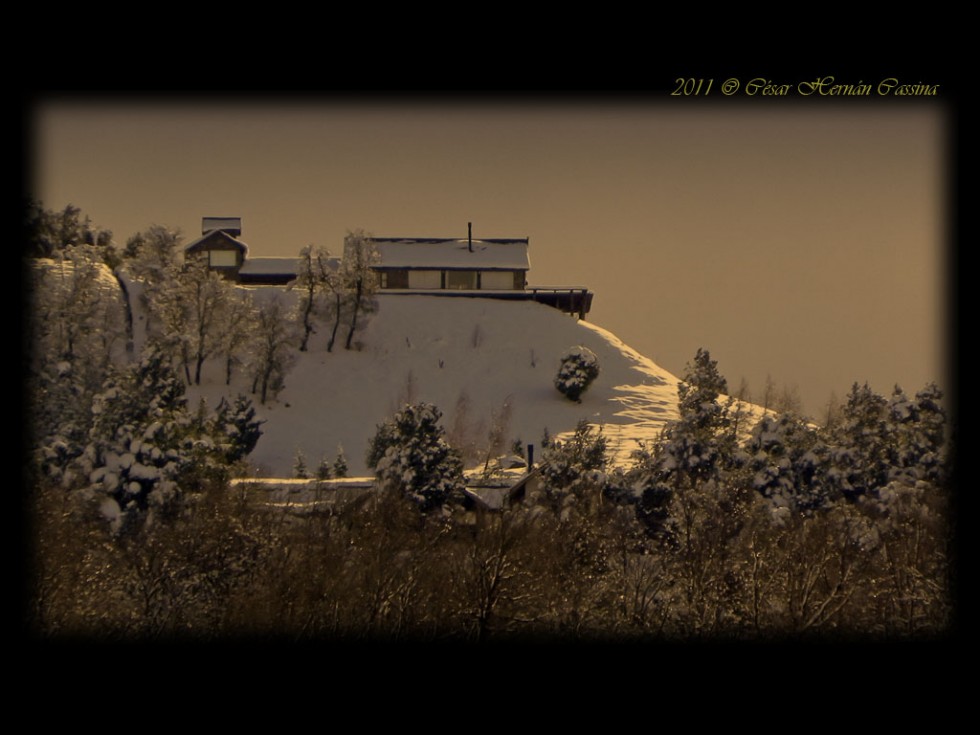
[825,382,891,501]
[539,420,609,518]
[68,346,205,533]
[213,394,264,463]
[332,446,349,479]
[316,455,332,481]
[293,449,309,479]
[635,348,740,537]
[743,412,834,520]
[370,403,464,512]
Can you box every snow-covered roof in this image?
[373,238,530,271]
[184,230,248,255]
[238,257,300,276]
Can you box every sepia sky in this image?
[29,96,949,418]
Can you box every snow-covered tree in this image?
[26,200,114,261]
[293,244,337,352]
[825,382,892,501]
[293,449,310,479]
[175,257,233,385]
[342,230,379,350]
[66,347,204,533]
[369,403,464,512]
[539,420,609,518]
[332,446,349,478]
[743,412,834,520]
[219,289,256,386]
[886,383,947,486]
[29,248,129,466]
[635,348,740,537]
[554,346,600,403]
[249,294,298,404]
[121,224,183,339]
[213,394,264,464]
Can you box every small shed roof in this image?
[372,237,530,271]
[238,257,300,276]
[203,217,242,236]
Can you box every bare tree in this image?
[250,294,297,405]
[293,244,336,352]
[220,289,255,386]
[342,230,379,350]
[181,258,231,385]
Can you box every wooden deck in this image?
[379,286,594,318]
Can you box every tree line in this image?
[25,201,953,640]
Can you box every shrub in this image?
[555,346,600,403]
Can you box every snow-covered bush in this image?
[368,403,464,512]
[555,346,600,403]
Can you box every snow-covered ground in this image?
[116,283,762,478]
[183,294,685,476]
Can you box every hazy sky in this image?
[30,97,947,418]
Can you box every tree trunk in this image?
[328,292,342,352]
[299,291,315,352]
[345,278,363,350]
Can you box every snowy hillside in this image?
[176,293,689,477]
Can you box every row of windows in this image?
[380,270,520,290]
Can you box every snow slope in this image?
[184,293,684,477]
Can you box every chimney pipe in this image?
[468,222,472,252]
[527,443,534,469]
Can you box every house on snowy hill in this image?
[367,234,529,291]
[355,224,593,318]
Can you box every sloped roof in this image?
[372,237,529,271]
[184,229,249,256]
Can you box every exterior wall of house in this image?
[408,270,443,289]
[481,271,516,290]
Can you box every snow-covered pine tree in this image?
[333,446,349,478]
[554,346,600,403]
[73,347,197,533]
[369,403,464,512]
[213,394,264,464]
[743,412,834,521]
[539,419,609,518]
[634,348,741,538]
[293,449,310,479]
[316,455,332,481]
[825,382,891,501]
